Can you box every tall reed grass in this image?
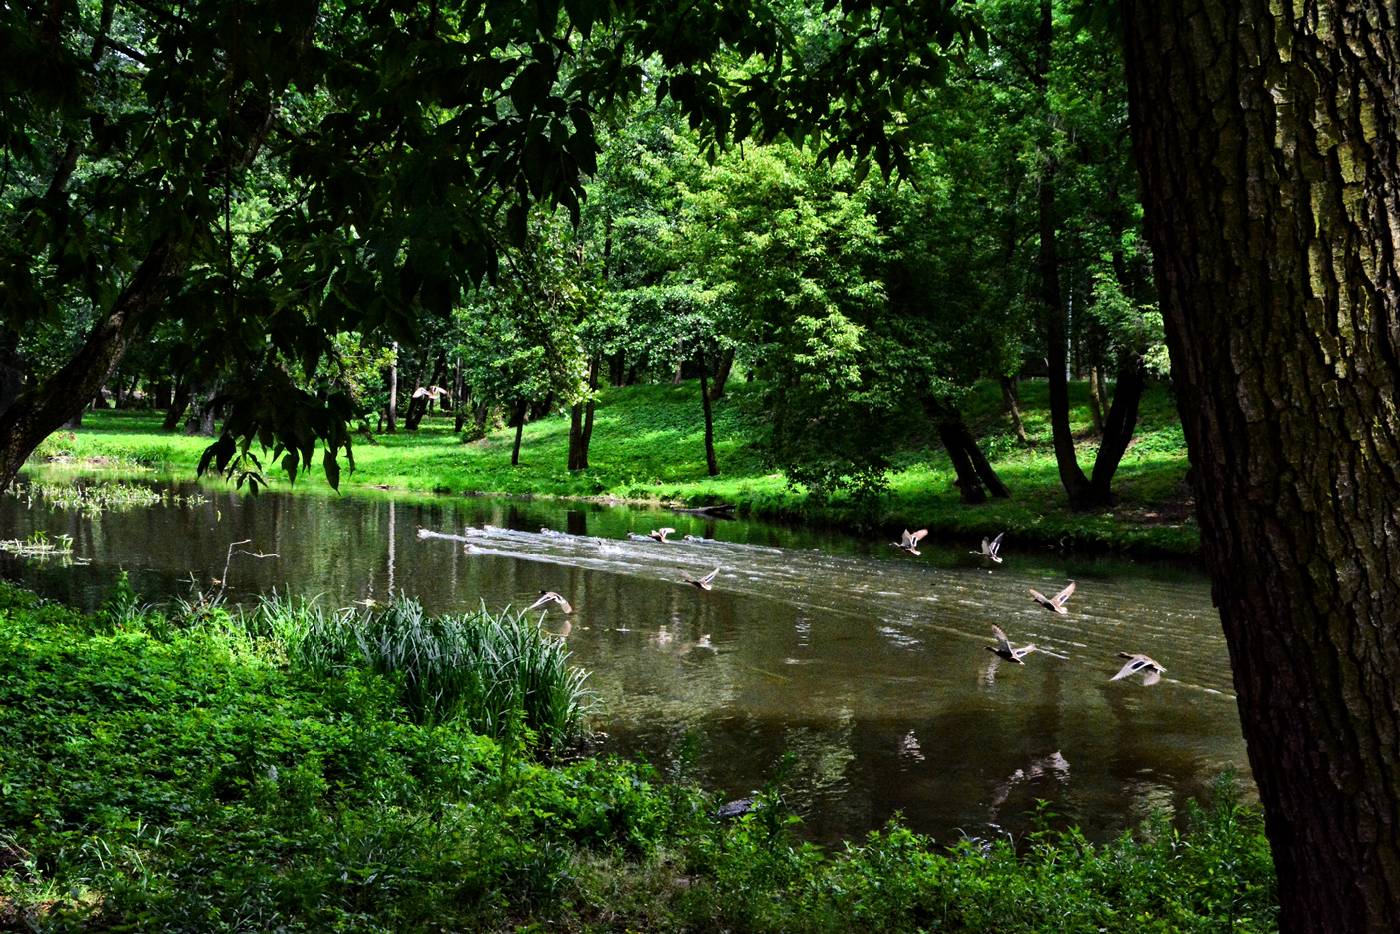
[238,595,591,753]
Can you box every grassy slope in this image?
[0,584,1276,931]
[39,378,1197,555]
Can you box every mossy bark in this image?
[1124,2,1400,929]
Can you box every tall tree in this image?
[1123,2,1400,930]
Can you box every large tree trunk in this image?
[698,348,719,476]
[0,239,181,492]
[1124,3,1400,930]
[403,352,445,430]
[926,400,1009,503]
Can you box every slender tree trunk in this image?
[708,346,735,401]
[1085,355,1146,505]
[1087,364,1106,434]
[698,348,719,476]
[1034,0,1090,509]
[510,401,527,467]
[454,384,468,433]
[163,379,192,431]
[1124,4,1400,930]
[473,401,489,435]
[568,401,585,471]
[1000,376,1029,445]
[580,355,599,469]
[386,342,398,433]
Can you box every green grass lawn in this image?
[34,378,1198,555]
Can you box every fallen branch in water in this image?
[213,539,279,600]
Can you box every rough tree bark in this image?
[1124,3,1400,930]
[0,239,182,489]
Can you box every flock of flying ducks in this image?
[522,524,1163,686]
[899,529,1166,686]
[527,526,721,616]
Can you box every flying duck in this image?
[971,532,1005,564]
[683,567,720,591]
[1111,653,1166,685]
[1029,581,1076,615]
[893,528,929,555]
[527,591,573,614]
[986,624,1037,663]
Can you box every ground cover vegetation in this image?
[4,0,1399,927]
[0,581,1276,931]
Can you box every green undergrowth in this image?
[0,582,1274,931]
[40,379,1197,555]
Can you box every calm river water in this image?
[1,470,1249,845]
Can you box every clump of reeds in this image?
[239,595,591,753]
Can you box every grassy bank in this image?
[0,583,1273,930]
[34,379,1198,556]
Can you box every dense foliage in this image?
[2,0,1163,513]
[0,582,1275,930]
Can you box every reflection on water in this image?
[0,469,1249,845]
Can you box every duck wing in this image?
[989,532,1004,557]
[910,528,929,544]
[991,625,1015,654]
[1111,655,1148,681]
[700,567,720,586]
[1028,588,1051,607]
[1142,668,1162,686]
[1052,581,1077,607]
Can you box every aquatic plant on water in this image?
[0,530,82,562]
[9,480,207,516]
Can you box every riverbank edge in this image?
[0,582,1274,931]
[24,451,1203,561]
